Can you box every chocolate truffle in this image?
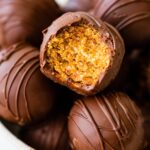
[0,0,62,48]
[40,12,125,96]
[68,92,144,150]
[0,43,57,126]
[91,0,150,48]
[21,115,71,150]
[55,0,97,12]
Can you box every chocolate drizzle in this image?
[92,0,150,48]
[68,92,144,150]
[0,43,57,125]
[94,0,150,23]
[0,45,37,120]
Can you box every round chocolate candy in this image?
[0,0,62,48]
[68,92,144,150]
[21,115,71,150]
[40,12,125,96]
[91,0,150,48]
[0,43,57,126]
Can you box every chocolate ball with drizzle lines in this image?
[68,92,144,150]
[0,43,57,126]
[91,0,150,48]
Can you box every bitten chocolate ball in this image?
[21,115,71,150]
[91,0,150,48]
[0,0,62,48]
[68,92,144,150]
[0,43,57,126]
[40,12,125,96]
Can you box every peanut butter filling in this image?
[46,20,112,90]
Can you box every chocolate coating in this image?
[40,12,125,95]
[0,0,61,48]
[0,43,57,126]
[68,92,144,150]
[21,115,71,150]
[91,0,150,48]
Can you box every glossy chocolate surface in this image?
[0,43,57,125]
[68,92,144,150]
[0,0,62,48]
[91,0,150,48]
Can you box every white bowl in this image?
[0,121,34,150]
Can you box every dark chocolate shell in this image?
[0,0,62,48]
[92,0,150,48]
[68,92,144,150]
[0,43,57,125]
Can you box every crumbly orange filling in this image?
[46,20,111,89]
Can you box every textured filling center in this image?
[46,20,111,89]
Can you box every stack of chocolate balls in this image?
[0,0,149,149]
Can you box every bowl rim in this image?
[0,121,34,150]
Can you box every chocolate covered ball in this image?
[68,92,144,150]
[21,115,71,150]
[0,0,62,48]
[91,0,150,48]
[40,12,125,96]
[0,43,57,126]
